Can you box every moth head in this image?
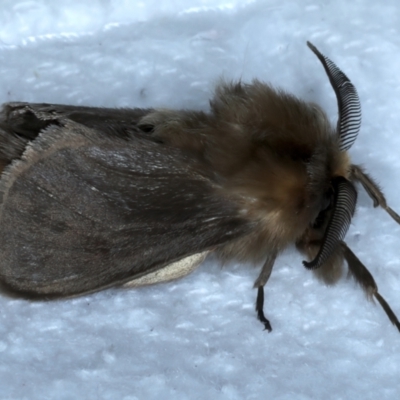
[302,42,361,270]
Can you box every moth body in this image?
[0,42,398,332]
[142,82,350,262]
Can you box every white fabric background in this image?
[0,1,399,399]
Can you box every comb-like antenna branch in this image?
[307,41,361,151]
[303,177,357,270]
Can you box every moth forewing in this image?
[0,119,252,297]
[0,42,398,333]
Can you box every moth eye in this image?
[138,124,155,133]
[321,189,333,212]
[312,189,334,229]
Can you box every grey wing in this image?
[0,102,153,170]
[0,118,252,297]
[0,101,151,138]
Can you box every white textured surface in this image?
[0,1,400,399]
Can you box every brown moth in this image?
[0,42,398,332]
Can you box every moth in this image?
[0,42,399,332]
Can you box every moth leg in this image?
[350,164,400,224]
[340,241,400,332]
[253,251,277,332]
